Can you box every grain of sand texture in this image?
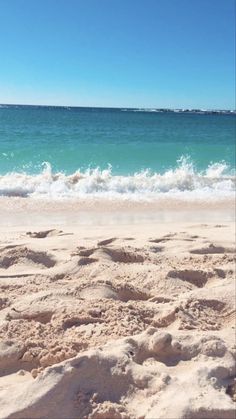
[0,211,235,418]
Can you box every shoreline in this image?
[0,196,235,227]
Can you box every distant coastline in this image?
[0,103,235,115]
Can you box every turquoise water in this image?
[0,105,235,199]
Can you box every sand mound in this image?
[0,328,235,419]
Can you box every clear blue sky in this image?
[0,0,235,108]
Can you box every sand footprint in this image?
[166,269,213,288]
[97,247,145,264]
[190,243,235,255]
[78,257,98,266]
[26,229,73,238]
[0,246,56,269]
[79,283,150,302]
[97,238,116,246]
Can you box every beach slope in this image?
[0,219,235,418]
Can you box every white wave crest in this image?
[0,158,235,201]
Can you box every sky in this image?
[0,0,235,109]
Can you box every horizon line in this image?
[0,103,235,112]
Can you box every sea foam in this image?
[0,158,234,201]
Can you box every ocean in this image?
[0,105,235,201]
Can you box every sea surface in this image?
[0,105,235,201]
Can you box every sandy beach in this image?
[0,200,235,418]
[1,0,235,416]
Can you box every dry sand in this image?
[0,202,235,418]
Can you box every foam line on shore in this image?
[0,158,235,200]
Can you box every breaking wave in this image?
[0,158,235,201]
